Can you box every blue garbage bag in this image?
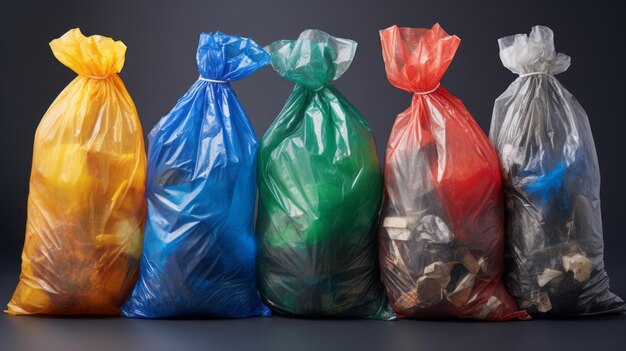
[120,32,271,318]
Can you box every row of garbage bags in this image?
[6,25,624,320]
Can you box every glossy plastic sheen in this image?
[490,26,625,317]
[6,28,146,315]
[120,32,270,318]
[378,24,528,320]
[257,30,393,319]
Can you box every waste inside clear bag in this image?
[490,25,625,317]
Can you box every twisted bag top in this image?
[7,28,146,316]
[490,26,625,317]
[256,30,393,319]
[197,31,270,81]
[380,23,459,93]
[50,28,127,78]
[120,32,270,318]
[264,29,356,89]
[498,25,570,76]
[377,24,528,320]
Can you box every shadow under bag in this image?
[378,24,528,320]
[490,26,625,317]
[121,32,270,318]
[256,29,393,319]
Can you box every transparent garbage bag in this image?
[490,25,625,317]
[6,29,146,315]
[256,29,393,319]
[121,32,271,318]
[378,24,529,320]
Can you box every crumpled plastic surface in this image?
[256,29,393,319]
[6,28,146,315]
[378,24,528,320]
[490,25,625,317]
[121,32,271,318]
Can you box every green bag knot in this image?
[265,29,357,90]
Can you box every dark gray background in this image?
[1,0,625,350]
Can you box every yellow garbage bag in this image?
[6,28,146,315]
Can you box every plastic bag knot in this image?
[196,32,270,82]
[380,24,460,93]
[49,28,126,78]
[498,26,571,76]
[265,29,357,89]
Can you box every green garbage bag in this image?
[256,29,393,319]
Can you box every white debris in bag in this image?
[477,257,488,272]
[537,268,564,287]
[383,217,411,241]
[562,254,593,283]
[383,215,452,243]
[531,290,552,313]
[474,296,502,319]
[499,144,515,174]
[383,217,410,228]
[386,228,410,241]
[417,215,452,243]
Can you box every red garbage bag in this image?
[377,24,529,320]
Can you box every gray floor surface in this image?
[2,270,625,351]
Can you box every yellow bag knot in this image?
[49,28,127,78]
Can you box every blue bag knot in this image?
[197,32,270,82]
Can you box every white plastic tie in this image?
[198,76,229,84]
[519,72,549,78]
[414,83,440,95]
